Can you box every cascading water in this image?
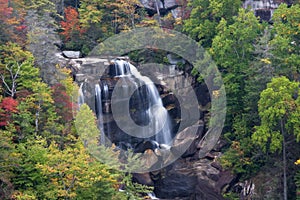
[78,82,85,107]
[113,59,131,76]
[128,62,172,145]
[95,84,105,145]
[84,59,172,147]
[103,84,109,100]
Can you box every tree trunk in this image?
[281,119,287,200]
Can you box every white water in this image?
[78,82,85,107]
[147,192,159,199]
[103,84,109,100]
[128,62,172,145]
[88,59,172,145]
[95,84,106,145]
[114,59,131,76]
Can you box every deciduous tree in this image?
[253,76,300,200]
[183,0,241,47]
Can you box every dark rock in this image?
[171,125,203,157]
[242,0,280,22]
[195,179,225,200]
[141,149,159,169]
[171,125,201,157]
[154,173,197,198]
[215,170,235,193]
[132,173,154,186]
[139,0,163,10]
[211,162,223,171]
[212,139,228,152]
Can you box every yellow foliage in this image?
[260,58,272,64]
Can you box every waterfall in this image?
[78,82,85,106]
[113,59,131,76]
[91,59,172,146]
[95,84,105,145]
[103,84,109,100]
[128,62,172,145]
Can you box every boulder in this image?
[62,51,81,59]
[141,149,159,169]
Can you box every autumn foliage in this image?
[0,0,27,45]
[60,7,85,42]
[0,97,18,126]
[0,0,13,22]
[52,84,74,123]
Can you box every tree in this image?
[0,125,20,199]
[107,0,143,32]
[0,0,27,45]
[270,4,300,79]
[295,159,300,199]
[183,0,241,47]
[75,104,152,199]
[210,8,263,132]
[60,6,85,50]
[253,76,300,200]
[0,43,37,98]
[77,0,109,53]
[0,97,18,127]
[36,140,120,199]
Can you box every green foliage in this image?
[253,76,299,153]
[271,4,300,78]
[183,0,241,47]
[75,104,152,199]
[107,0,144,31]
[37,140,119,199]
[210,9,263,132]
[24,0,56,14]
[0,125,19,199]
[12,137,49,199]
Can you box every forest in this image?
[0,0,300,199]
